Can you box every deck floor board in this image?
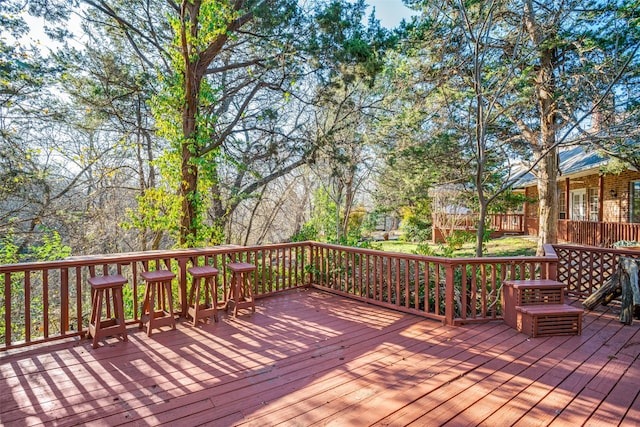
[1,289,638,426]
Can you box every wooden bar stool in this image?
[226,262,256,317]
[87,274,128,349]
[139,270,176,336]
[187,266,220,326]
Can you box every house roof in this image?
[513,145,608,188]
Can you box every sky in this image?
[17,1,418,50]
[366,0,417,28]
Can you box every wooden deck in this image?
[1,289,639,426]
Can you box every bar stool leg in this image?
[192,276,202,325]
[92,289,103,349]
[206,275,219,323]
[164,280,176,330]
[147,282,157,336]
[113,287,128,343]
[139,282,151,331]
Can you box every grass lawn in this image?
[373,236,537,257]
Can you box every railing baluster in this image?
[75,267,82,332]
[61,268,69,335]
[396,258,401,307]
[4,272,10,348]
[386,256,392,304]
[471,264,477,318]
[461,264,468,320]
[43,269,49,339]
[25,272,31,343]
[414,260,420,310]
[435,264,441,315]
[425,261,431,313]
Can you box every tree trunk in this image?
[523,0,559,256]
[475,203,487,258]
[535,146,559,255]
[583,256,640,325]
[534,42,559,255]
[178,1,203,246]
[620,257,640,325]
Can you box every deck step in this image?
[515,304,583,338]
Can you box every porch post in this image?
[565,178,571,219]
[599,175,605,244]
[598,175,604,222]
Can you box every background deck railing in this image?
[558,220,640,247]
[432,213,525,233]
[1,241,560,350]
[431,213,525,243]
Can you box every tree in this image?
[381,1,522,256]
[398,0,640,254]
[306,0,393,243]
[0,3,81,256]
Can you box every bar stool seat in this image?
[187,266,221,326]
[87,274,128,349]
[226,262,256,317]
[139,270,176,336]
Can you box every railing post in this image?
[307,241,314,286]
[444,262,455,325]
[546,260,557,281]
[542,244,558,281]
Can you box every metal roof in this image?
[513,146,608,188]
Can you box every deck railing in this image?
[432,213,525,233]
[0,243,311,351]
[552,244,640,297]
[558,220,640,247]
[311,243,556,326]
[1,241,559,350]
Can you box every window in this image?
[632,181,640,223]
[588,188,599,222]
[559,190,566,219]
[571,190,586,221]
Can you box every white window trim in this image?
[631,181,640,223]
[570,189,587,221]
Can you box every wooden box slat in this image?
[516,304,583,337]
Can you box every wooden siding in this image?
[1,289,638,426]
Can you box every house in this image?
[516,146,640,246]
[431,146,640,246]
